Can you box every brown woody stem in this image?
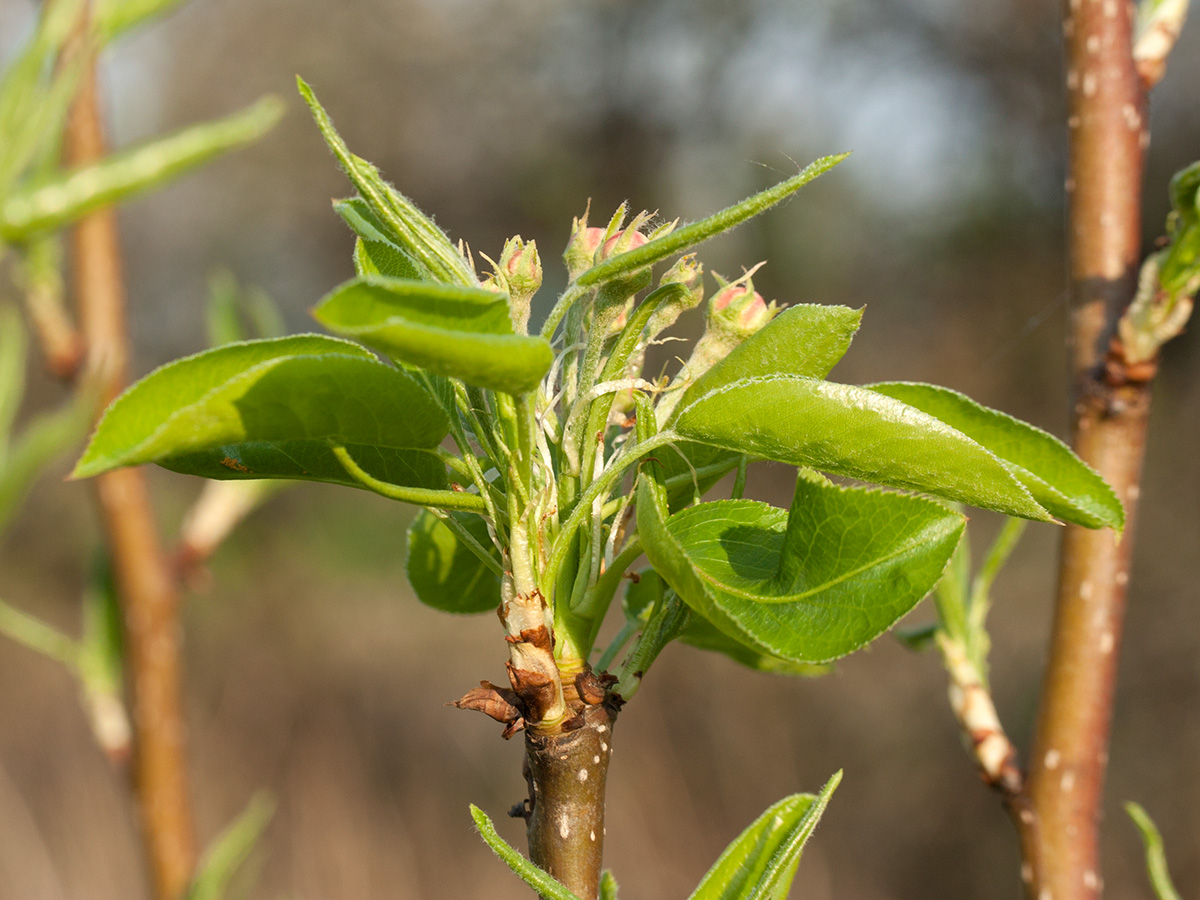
[65,33,197,900]
[1016,0,1150,897]
[523,701,616,900]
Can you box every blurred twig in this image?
[1015,0,1165,895]
[64,12,196,898]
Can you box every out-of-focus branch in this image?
[1017,0,1153,897]
[1133,0,1190,90]
[64,30,196,900]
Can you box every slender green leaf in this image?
[469,805,585,900]
[72,336,450,487]
[0,596,79,668]
[576,155,849,287]
[867,382,1123,529]
[187,793,275,900]
[1125,802,1183,900]
[1,97,283,239]
[407,509,502,613]
[0,395,93,533]
[314,277,553,395]
[639,469,964,663]
[0,306,27,455]
[298,77,474,286]
[688,772,841,900]
[670,375,1051,520]
[678,304,863,414]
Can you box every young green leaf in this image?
[354,238,427,280]
[72,336,450,485]
[575,154,849,288]
[599,870,619,900]
[687,772,841,900]
[407,509,502,613]
[1125,802,1183,900]
[677,303,863,414]
[187,793,275,900]
[669,375,1051,521]
[623,572,828,676]
[313,277,553,395]
[866,382,1123,530]
[1,97,283,240]
[638,469,964,663]
[298,77,475,286]
[469,805,585,900]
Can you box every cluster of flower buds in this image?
[655,268,779,425]
[481,236,542,334]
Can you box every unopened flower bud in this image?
[707,277,778,339]
[494,236,541,333]
[600,227,648,261]
[564,213,604,279]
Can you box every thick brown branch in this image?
[1018,1,1149,897]
[65,42,197,900]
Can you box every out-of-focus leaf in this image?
[1,97,283,239]
[186,793,275,900]
[687,772,840,900]
[867,382,1123,530]
[95,0,188,42]
[1125,802,1183,900]
[0,306,27,456]
[406,509,501,613]
[313,277,553,395]
[638,468,964,663]
[469,804,584,900]
[0,394,92,533]
[71,336,450,486]
[668,375,1051,521]
[599,870,619,900]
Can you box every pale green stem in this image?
[332,446,488,512]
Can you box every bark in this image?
[65,36,197,900]
[523,702,616,900]
[1015,0,1150,896]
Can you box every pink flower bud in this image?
[600,228,648,261]
[708,279,778,337]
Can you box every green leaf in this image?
[0,395,93,533]
[313,277,553,395]
[678,304,863,414]
[669,375,1051,521]
[0,305,27,456]
[95,0,189,41]
[298,77,474,286]
[72,336,451,486]
[576,154,849,288]
[187,793,275,900]
[867,382,1123,529]
[1,96,283,240]
[354,237,427,280]
[638,469,964,663]
[469,805,585,900]
[1125,802,1183,900]
[407,509,501,613]
[599,870,619,900]
[623,572,827,676]
[687,772,840,900]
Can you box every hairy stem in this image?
[66,37,196,900]
[1018,0,1150,896]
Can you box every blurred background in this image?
[1,0,1198,897]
